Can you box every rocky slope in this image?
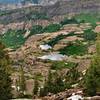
[45,0,100,16]
[0,0,100,24]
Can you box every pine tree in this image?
[0,42,12,100]
[40,71,66,96]
[33,78,39,95]
[84,34,100,96]
[40,71,52,96]
[66,64,80,84]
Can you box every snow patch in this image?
[39,44,52,50]
[38,53,66,61]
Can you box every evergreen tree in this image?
[33,78,39,95]
[40,71,65,96]
[66,64,80,84]
[40,71,52,96]
[84,34,100,96]
[0,42,12,100]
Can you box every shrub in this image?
[40,71,66,96]
[83,29,97,41]
[30,25,43,35]
[51,61,76,70]
[59,41,88,56]
[0,29,26,49]
[43,24,61,33]
[84,34,100,96]
[47,34,67,46]
[60,18,78,25]
[65,64,80,84]
[0,42,12,99]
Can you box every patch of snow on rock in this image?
[67,93,83,100]
[39,44,52,50]
[38,53,66,61]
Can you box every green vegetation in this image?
[30,24,61,36]
[19,66,26,97]
[46,32,76,47]
[40,64,81,96]
[40,71,66,96]
[0,10,15,16]
[33,78,39,95]
[84,34,100,96]
[60,18,78,25]
[30,25,43,35]
[0,14,98,52]
[75,13,100,24]
[51,61,77,70]
[83,29,97,41]
[59,41,88,56]
[47,34,67,46]
[30,24,61,35]
[43,24,61,33]
[0,24,61,49]
[0,29,26,49]
[65,65,81,85]
[0,42,12,100]
[33,73,43,96]
[2,13,99,49]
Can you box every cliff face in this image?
[45,0,100,16]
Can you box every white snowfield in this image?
[38,53,66,61]
[39,44,52,50]
[67,93,83,100]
